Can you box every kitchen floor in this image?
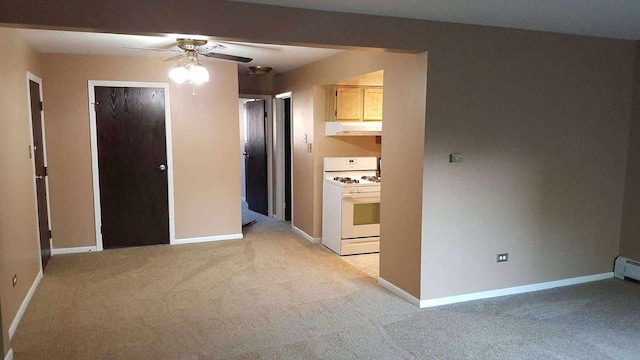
[339,253,379,278]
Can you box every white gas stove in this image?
[322,157,381,255]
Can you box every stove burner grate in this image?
[333,177,360,184]
[361,176,381,183]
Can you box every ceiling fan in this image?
[131,38,256,94]
[160,38,254,64]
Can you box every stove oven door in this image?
[341,192,381,239]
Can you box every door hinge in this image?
[44,166,48,176]
[335,91,338,96]
[48,229,52,239]
[335,110,337,116]
[264,111,268,118]
[39,101,44,111]
[100,225,103,234]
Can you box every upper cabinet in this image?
[326,86,383,122]
[336,87,364,121]
[363,88,383,121]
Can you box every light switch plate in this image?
[450,153,463,163]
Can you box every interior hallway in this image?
[11,223,640,359]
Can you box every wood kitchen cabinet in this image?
[335,86,363,121]
[363,87,383,121]
[326,86,383,122]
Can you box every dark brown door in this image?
[29,79,51,269]
[244,100,268,216]
[284,98,292,221]
[94,86,169,249]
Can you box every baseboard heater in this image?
[614,256,640,281]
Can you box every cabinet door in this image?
[363,88,383,121]
[336,87,363,121]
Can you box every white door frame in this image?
[274,91,293,223]
[239,94,274,217]
[26,71,50,274]
[88,81,175,251]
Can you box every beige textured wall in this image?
[239,73,274,96]
[275,51,427,296]
[421,30,634,299]
[42,54,241,248]
[0,0,636,301]
[621,42,640,261]
[0,28,42,356]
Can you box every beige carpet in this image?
[11,215,640,359]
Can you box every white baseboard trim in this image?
[9,271,43,339]
[172,233,243,245]
[378,277,421,307]
[420,272,614,308]
[291,225,321,243]
[4,349,13,360]
[51,246,97,255]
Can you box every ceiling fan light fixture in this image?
[188,64,210,85]
[168,65,189,84]
[249,66,273,76]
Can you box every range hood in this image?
[326,121,382,136]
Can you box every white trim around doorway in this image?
[274,92,292,223]
[88,81,176,251]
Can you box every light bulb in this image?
[188,64,210,85]
[168,66,188,84]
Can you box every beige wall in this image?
[0,28,42,356]
[275,51,427,296]
[239,73,274,95]
[0,1,636,302]
[420,30,634,299]
[621,42,640,261]
[42,54,241,248]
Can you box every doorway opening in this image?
[320,70,384,279]
[239,95,273,229]
[274,92,293,223]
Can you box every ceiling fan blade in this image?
[202,52,253,63]
[123,46,180,52]
[217,41,280,52]
[164,54,184,62]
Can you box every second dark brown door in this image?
[244,100,268,216]
[29,79,51,269]
[94,86,169,249]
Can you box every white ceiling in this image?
[233,0,640,40]
[16,29,342,74]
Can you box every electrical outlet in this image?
[450,153,463,163]
[12,274,17,287]
[497,253,509,263]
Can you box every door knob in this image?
[243,152,251,159]
[159,164,167,171]
[35,175,44,180]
